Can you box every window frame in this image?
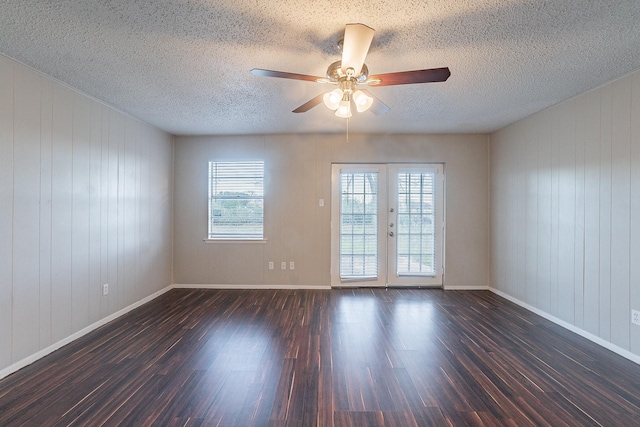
[206,160,266,242]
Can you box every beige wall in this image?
[0,54,174,372]
[490,69,640,357]
[173,133,489,289]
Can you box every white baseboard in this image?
[173,283,332,290]
[177,284,488,291]
[0,285,173,381]
[489,287,640,365]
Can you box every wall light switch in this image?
[319,199,324,207]
[281,262,287,270]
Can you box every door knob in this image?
[389,231,394,237]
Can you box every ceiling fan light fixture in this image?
[352,90,373,112]
[323,88,343,110]
[251,23,451,120]
[335,97,352,118]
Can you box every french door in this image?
[330,164,444,287]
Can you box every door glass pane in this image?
[340,172,378,278]
[396,171,435,275]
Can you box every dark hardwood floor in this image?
[1,288,639,426]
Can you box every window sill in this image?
[203,238,267,244]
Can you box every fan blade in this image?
[367,67,451,86]
[292,93,325,113]
[251,68,324,83]
[359,89,390,115]
[341,23,374,76]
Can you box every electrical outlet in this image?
[289,261,295,270]
[632,310,640,326]
[102,283,109,296]
[319,199,324,207]
[268,261,274,270]
[281,261,287,270]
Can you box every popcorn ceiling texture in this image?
[0,0,639,135]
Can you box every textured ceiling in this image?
[1,0,639,136]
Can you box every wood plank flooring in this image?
[1,289,639,426]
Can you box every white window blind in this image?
[396,170,436,275]
[339,171,379,279]
[208,161,264,239]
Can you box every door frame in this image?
[387,164,444,287]
[330,163,445,288]
[330,164,388,287]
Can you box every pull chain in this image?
[346,116,350,144]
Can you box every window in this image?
[396,170,436,275]
[339,171,379,279]
[208,161,264,239]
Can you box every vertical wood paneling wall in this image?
[0,54,173,372]
[490,69,640,358]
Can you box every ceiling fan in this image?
[250,23,451,118]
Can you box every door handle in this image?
[389,231,394,237]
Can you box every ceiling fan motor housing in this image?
[326,61,369,85]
